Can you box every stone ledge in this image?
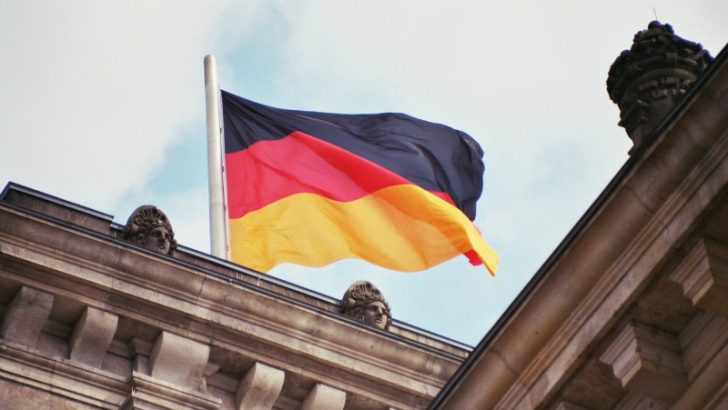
[301,383,346,410]
[0,230,457,405]
[123,372,221,410]
[0,340,127,408]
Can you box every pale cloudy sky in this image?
[1,1,727,346]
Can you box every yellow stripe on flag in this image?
[229,184,498,274]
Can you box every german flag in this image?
[222,90,498,274]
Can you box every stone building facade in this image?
[2,22,726,410]
[0,184,469,409]
[432,23,728,409]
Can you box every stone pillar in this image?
[235,362,285,410]
[68,306,118,368]
[1,286,53,347]
[301,383,346,410]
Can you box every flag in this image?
[221,90,498,274]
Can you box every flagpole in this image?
[204,54,229,259]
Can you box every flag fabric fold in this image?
[221,90,498,274]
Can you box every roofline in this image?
[0,181,471,358]
[1,182,114,221]
[429,40,728,408]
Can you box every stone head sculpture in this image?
[340,281,391,330]
[123,205,177,256]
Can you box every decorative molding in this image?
[669,237,728,317]
[615,392,666,410]
[1,286,53,347]
[0,340,127,409]
[0,230,459,406]
[678,311,728,382]
[235,362,284,410]
[600,321,686,403]
[301,383,347,410]
[149,331,210,391]
[607,21,713,148]
[465,96,728,409]
[123,371,221,410]
[69,306,119,368]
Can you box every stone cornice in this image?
[0,340,128,408]
[0,204,461,407]
[435,43,728,409]
[0,186,470,358]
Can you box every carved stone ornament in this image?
[123,205,177,255]
[607,21,713,150]
[340,281,391,330]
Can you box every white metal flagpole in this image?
[204,54,230,259]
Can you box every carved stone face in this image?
[340,281,391,330]
[143,226,173,254]
[359,301,389,329]
[123,205,177,256]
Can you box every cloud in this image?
[0,1,264,210]
[2,0,727,345]
[264,1,728,343]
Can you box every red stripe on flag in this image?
[225,131,454,218]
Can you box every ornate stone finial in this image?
[123,205,177,256]
[340,281,391,330]
[607,21,713,151]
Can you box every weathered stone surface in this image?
[69,306,119,368]
[301,383,346,410]
[607,21,713,149]
[679,311,728,382]
[0,342,128,408]
[669,238,728,317]
[550,400,591,410]
[436,38,728,409]
[0,182,469,409]
[559,358,623,410]
[149,331,210,391]
[670,336,728,409]
[0,378,99,410]
[123,372,221,410]
[600,321,686,403]
[1,286,53,347]
[615,392,667,410]
[235,362,284,410]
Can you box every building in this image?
[1,22,727,410]
[432,22,728,409]
[0,183,468,409]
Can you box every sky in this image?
[1,1,727,347]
